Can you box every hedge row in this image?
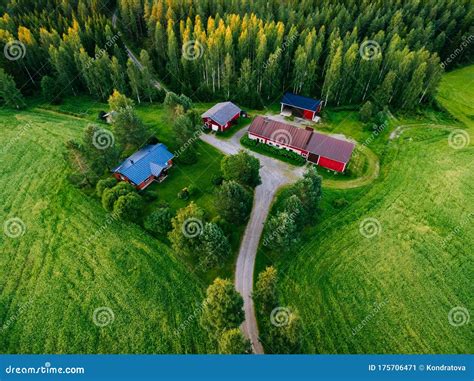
[240,135,306,166]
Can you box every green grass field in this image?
[256,66,474,353]
[0,107,216,353]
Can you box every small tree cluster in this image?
[101,182,143,222]
[221,150,261,188]
[215,180,253,225]
[168,202,231,268]
[253,267,302,354]
[173,111,202,165]
[164,91,193,113]
[200,278,250,354]
[0,69,25,109]
[144,206,173,236]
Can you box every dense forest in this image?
[0,0,473,109]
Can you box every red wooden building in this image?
[202,102,242,132]
[248,116,354,172]
[280,93,323,121]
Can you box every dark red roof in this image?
[248,116,313,150]
[306,132,355,164]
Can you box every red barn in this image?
[247,116,355,172]
[280,93,323,121]
[202,102,241,132]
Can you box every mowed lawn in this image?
[257,66,474,353]
[0,108,213,353]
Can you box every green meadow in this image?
[256,65,474,354]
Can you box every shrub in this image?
[142,190,159,202]
[144,207,173,236]
[178,187,190,200]
[212,174,224,186]
[101,182,135,211]
[240,136,306,166]
[332,198,349,209]
[113,192,143,222]
[96,177,118,198]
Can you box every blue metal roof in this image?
[113,144,174,185]
[281,92,322,112]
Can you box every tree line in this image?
[1,0,472,110]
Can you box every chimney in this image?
[305,126,314,132]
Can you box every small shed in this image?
[306,133,355,172]
[202,102,241,132]
[280,93,323,121]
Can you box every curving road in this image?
[201,127,305,353]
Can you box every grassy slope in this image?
[0,108,212,353]
[258,66,474,353]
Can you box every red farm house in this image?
[280,92,323,122]
[248,116,355,172]
[113,143,174,190]
[202,102,242,132]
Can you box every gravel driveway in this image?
[201,127,304,353]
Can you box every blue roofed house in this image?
[113,144,174,190]
[280,93,323,122]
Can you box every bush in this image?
[332,198,349,209]
[212,174,223,186]
[96,177,118,198]
[240,135,306,166]
[178,187,190,200]
[113,192,143,222]
[144,207,173,236]
[101,182,135,211]
[142,190,159,202]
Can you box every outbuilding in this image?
[280,93,323,121]
[202,101,242,132]
[305,132,355,172]
[113,143,174,190]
